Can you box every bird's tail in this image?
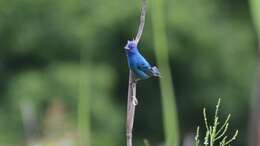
[151,66,161,77]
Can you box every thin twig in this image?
[126,0,147,146]
[216,114,230,136]
[134,0,147,44]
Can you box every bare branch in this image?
[126,1,147,146]
[126,71,137,146]
[134,0,147,44]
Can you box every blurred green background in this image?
[0,0,259,145]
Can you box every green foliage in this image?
[78,64,91,146]
[5,64,122,146]
[250,0,260,37]
[0,0,256,145]
[195,99,238,146]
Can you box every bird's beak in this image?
[124,41,130,50]
[124,45,129,50]
[124,41,131,50]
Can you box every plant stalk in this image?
[126,71,137,146]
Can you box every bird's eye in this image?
[126,41,136,50]
[128,43,135,49]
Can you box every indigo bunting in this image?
[124,40,160,81]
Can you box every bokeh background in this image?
[0,0,260,146]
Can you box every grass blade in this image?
[151,1,180,146]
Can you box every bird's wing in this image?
[137,63,152,76]
[136,55,154,76]
[136,54,161,77]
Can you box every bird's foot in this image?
[132,96,138,106]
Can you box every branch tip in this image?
[134,0,147,44]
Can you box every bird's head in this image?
[124,40,138,52]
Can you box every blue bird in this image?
[124,40,160,81]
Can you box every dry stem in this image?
[126,0,147,146]
[126,71,137,146]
